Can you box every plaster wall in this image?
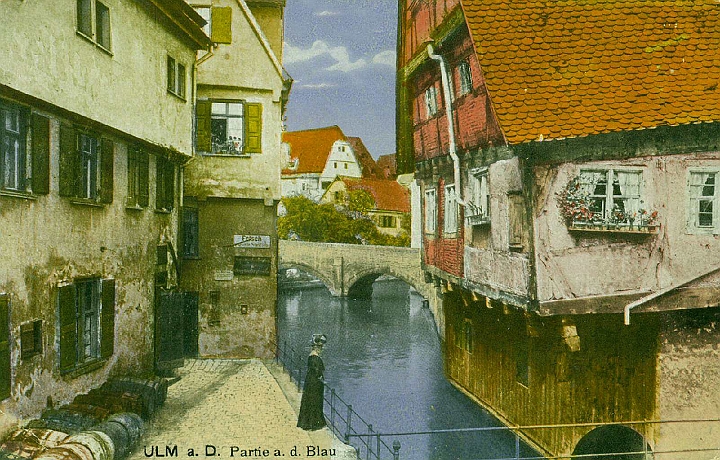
[281,175,322,201]
[533,153,720,307]
[179,198,277,359]
[0,0,197,154]
[0,115,179,434]
[246,1,284,61]
[320,141,362,184]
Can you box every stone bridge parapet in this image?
[279,240,443,334]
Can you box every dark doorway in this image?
[183,292,199,357]
[572,425,653,459]
[155,290,185,374]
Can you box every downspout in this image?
[427,43,465,206]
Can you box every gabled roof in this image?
[347,137,383,179]
[282,126,347,174]
[236,0,285,79]
[339,177,411,214]
[376,154,397,179]
[461,0,720,144]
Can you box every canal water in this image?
[278,278,538,460]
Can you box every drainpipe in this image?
[427,43,465,206]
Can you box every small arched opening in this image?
[572,425,653,459]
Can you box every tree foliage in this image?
[278,195,410,247]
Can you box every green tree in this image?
[347,189,375,213]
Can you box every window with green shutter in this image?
[211,7,232,44]
[127,146,149,208]
[156,157,175,211]
[197,100,262,155]
[59,127,114,204]
[31,114,50,195]
[244,103,262,154]
[57,278,115,374]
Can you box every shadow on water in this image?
[278,278,538,460]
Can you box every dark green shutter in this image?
[138,151,149,207]
[100,279,115,358]
[244,103,262,153]
[31,114,50,195]
[211,7,232,44]
[165,162,175,210]
[0,296,10,400]
[196,101,212,152]
[59,126,78,197]
[100,138,114,203]
[58,284,77,373]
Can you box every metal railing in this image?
[271,340,720,459]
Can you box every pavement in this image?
[127,359,357,460]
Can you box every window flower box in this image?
[568,221,659,234]
[465,213,490,226]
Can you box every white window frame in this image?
[444,184,458,234]
[458,59,473,96]
[78,133,99,200]
[577,168,643,223]
[425,85,438,118]
[688,169,720,234]
[467,168,490,225]
[424,188,437,234]
[0,102,27,192]
[210,101,245,155]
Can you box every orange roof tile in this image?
[461,0,720,144]
[282,126,346,174]
[347,137,383,178]
[340,177,411,214]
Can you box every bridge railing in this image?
[272,339,400,460]
[271,339,720,459]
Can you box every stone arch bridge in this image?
[279,240,439,315]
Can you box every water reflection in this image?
[278,278,537,460]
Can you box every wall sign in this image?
[233,256,271,276]
[233,234,271,249]
[214,270,234,281]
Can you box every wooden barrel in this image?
[61,432,114,460]
[26,419,86,436]
[91,422,130,460]
[60,404,111,422]
[0,428,68,458]
[105,413,143,447]
[74,391,143,418]
[101,379,164,419]
[39,410,100,432]
[35,445,91,460]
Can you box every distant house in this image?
[321,177,411,237]
[377,154,397,180]
[281,126,379,201]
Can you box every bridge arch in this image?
[279,263,339,296]
[572,425,653,459]
[345,267,428,300]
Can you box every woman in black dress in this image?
[297,334,327,431]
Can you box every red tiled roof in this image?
[347,137,383,178]
[461,0,720,144]
[340,177,411,213]
[376,154,397,179]
[282,126,346,174]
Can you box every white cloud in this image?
[299,83,337,89]
[284,40,367,73]
[372,50,396,67]
[315,10,339,17]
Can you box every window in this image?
[425,85,439,118]
[57,279,115,373]
[167,56,186,99]
[156,156,175,211]
[689,171,719,233]
[77,0,111,51]
[444,184,458,234]
[59,126,114,203]
[578,169,642,222]
[467,170,489,225]
[195,7,211,37]
[20,320,42,360]
[334,162,338,169]
[380,215,397,228]
[196,100,263,155]
[182,208,199,258]
[425,188,437,233]
[1,103,26,192]
[127,147,149,208]
[458,59,473,96]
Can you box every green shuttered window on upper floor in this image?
[59,126,114,204]
[196,100,262,155]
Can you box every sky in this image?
[282,0,398,158]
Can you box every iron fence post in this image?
[515,433,520,459]
[392,441,401,460]
[330,389,336,429]
[345,405,353,443]
[376,433,381,460]
[367,424,373,460]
